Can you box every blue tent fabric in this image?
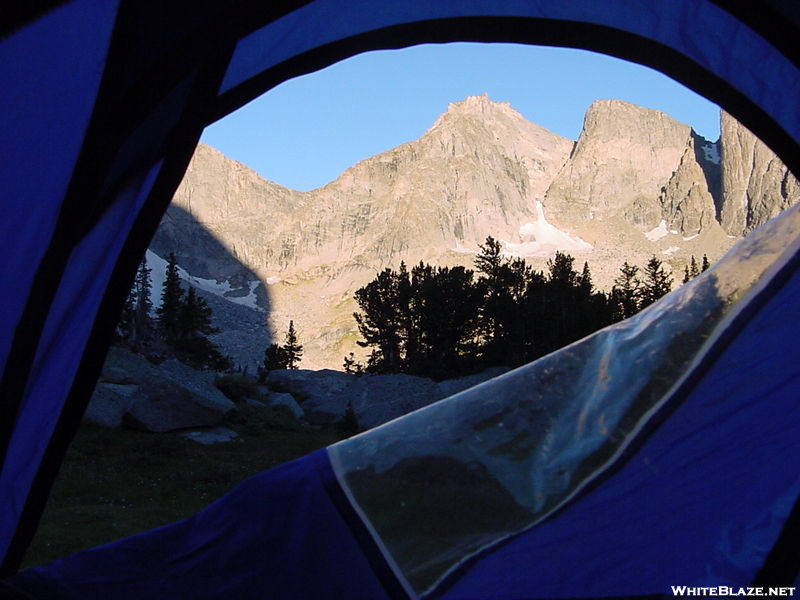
[2,0,800,596]
[0,160,163,558]
[0,0,118,376]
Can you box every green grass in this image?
[23,404,341,569]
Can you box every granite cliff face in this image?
[719,110,800,236]
[546,99,705,225]
[152,96,797,370]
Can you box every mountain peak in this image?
[446,94,511,114]
[422,94,572,167]
[434,94,522,128]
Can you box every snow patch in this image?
[702,142,720,164]
[145,250,169,308]
[683,233,699,241]
[503,202,593,258]
[266,276,281,285]
[662,246,680,255]
[645,220,669,241]
[145,250,264,310]
[452,240,478,255]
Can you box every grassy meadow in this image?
[23,403,341,569]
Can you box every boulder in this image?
[157,358,222,395]
[264,392,305,421]
[88,347,238,432]
[99,365,135,385]
[101,346,161,384]
[84,382,137,428]
[122,378,236,433]
[302,368,510,431]
[265,369,355,403]
[304,373,441,430]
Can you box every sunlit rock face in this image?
[719,110,800,237]
[153,96,795,370]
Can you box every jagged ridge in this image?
[153,95,798,370]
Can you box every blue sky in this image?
[200,42,721,192]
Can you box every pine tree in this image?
[116,259,154,346]
[342,352,364,375]
[474,236,504,282]
[116,284,136,343]
[639,256,673,308]
[690,255,700,278]
[610,262,641,321]
[178,287,218,340]
[260,343,290,376]
[353,264,411,373]
[541,251,582,352]
[408,264,482,379]
[547,251,578,287]
[131,259,154,343]
[702,254,710,272]
[683,255,701,283]
[157,253,184,339]
[578,261,594,295]
[257,322,304,379]
[474,237,526,363]
[153,254,231,370]
[282,320,303,369]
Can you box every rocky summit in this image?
[150,95,798,370]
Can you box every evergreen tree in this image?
[354,261,484,378]
[157,253,184,339]
[257,321,304,379]
[260,343,291,375]
[639,256,673,308]
[282,320,303,369]
[342,352,364,376]
[178,287,218,339]
[610,262,642,321]
[116,259,154,346]
[683,255,701,283]
[407,264,482,379]
[702,254,710,272]
[538,251,610,355]
[547,251,578,287]
[578,261,594,295]
[152,254,231,371]
[690,255,700,279]
[337,401,360,438]
[352,249,619,377]
[353,264,411,373]
[541,251,579,351]
[474,236,504,282]
[116,284,136,343]
[171,287,232,370]
[130,259,155,343]
[474,237,530,364]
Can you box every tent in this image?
[1,1,799,598]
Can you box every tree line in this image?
[116,254,233,371]
[117,253,306,377]
[351,237,708,380]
